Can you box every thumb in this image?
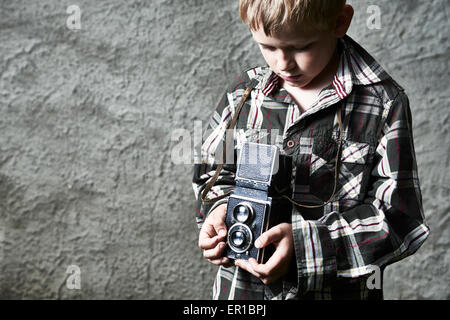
[255,225,284,248]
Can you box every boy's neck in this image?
[282,45,340,112]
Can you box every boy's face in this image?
[251,24,339,90]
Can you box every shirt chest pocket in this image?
[293,133,375,203]
[334,139,375,201]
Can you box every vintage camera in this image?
[224,142,281,264]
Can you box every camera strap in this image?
[201,81,344,210]
[201,80,258,204]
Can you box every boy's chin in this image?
[282,77,312,89]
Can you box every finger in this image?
[199,221,217,240]
[255,224,285,248]
[252,239,291,276]
[235,259,262,279]
[208,256,231,266]
[247,258,270,277]
[211,210,228,240]
[216,227,227,239]
[200,204,227,237]
[198,234,221,250]
[199,221,220,248]
[203,242,227,260]
[247,258,280,285]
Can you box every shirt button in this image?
[287,140,295,148]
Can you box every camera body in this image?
[224,142,279,264]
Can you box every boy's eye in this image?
[294,43,312,51]
[261,45,276,51]
[260,43,312,52]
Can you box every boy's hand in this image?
[198,203,231,266]
[235,223,294,285]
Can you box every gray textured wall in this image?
[0,0,448,299]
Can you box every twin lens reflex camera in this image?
[223,142,281,264]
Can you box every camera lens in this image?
[230,231,245,247]
[233,203,253,223]
[227,223,252,253]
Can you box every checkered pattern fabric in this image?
[192,36,429,300]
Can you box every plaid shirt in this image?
[192,35,429,300]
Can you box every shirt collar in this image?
[254,35,390,99]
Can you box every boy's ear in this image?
[334,4,354,38]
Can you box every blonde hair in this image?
[239,0,346,35]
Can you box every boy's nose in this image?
[277,50,295,72]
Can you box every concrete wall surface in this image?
[0,0,448,299]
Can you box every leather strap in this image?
[200,84,255,204]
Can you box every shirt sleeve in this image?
[291,91,430,295]
[192,90,237,230]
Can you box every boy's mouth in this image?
[279,74,302,82]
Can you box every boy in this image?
[193,0,429,300]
